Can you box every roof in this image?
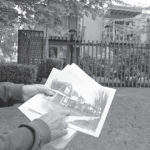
[105,5,142,19]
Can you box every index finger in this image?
[49,102,70,116]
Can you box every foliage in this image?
[0,0,129,61]
[112,47,150,86]
[80,56,104,77]
[0,0,129,28]
[38,58,64,80]
[0,25,18,60]
[80,45,150,87]
[0,63,38,84]
[0,0,18,26]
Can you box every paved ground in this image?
[0,88,150,150]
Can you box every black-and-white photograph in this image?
[1,0,150,150]
[45,64,116,137]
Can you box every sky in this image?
[123,0,150,7]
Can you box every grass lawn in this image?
[0,88,150,150]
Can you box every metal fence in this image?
[18,30,150,87]
[77,41,150,87]
[49,37,150,87]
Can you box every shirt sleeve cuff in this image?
[20,119,51,148]
[3,82,24,104]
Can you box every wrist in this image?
[22,85,26,102]
[7,82,24,103]
[28,119,51,144]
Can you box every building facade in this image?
[31,5,150,62]
[103,5,142,42]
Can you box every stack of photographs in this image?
[19,64,116,149]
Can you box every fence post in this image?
[69,29,77,64]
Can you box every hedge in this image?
[37,58,64,80]
[0,63,37,84]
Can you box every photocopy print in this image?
[19,64,116,148]
[45,64,116,137]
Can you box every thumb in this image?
[49,102,70,116]
[37,85,55,96]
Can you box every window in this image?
[61,16,68,29]
[49,47,57,58]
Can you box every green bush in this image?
[38,58,64,80]
[80,56,104,77]
[0,63,37,84]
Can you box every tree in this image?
[0,24,18,62]
[0,0,128,61]
[0,0,129,28]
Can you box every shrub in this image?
[0,63,37,84]
[79,56,104,77]
[38,58,64,80]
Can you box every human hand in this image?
[40,102,70,142]
[22,84,54,101]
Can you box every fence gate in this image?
[18,30,44,65]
